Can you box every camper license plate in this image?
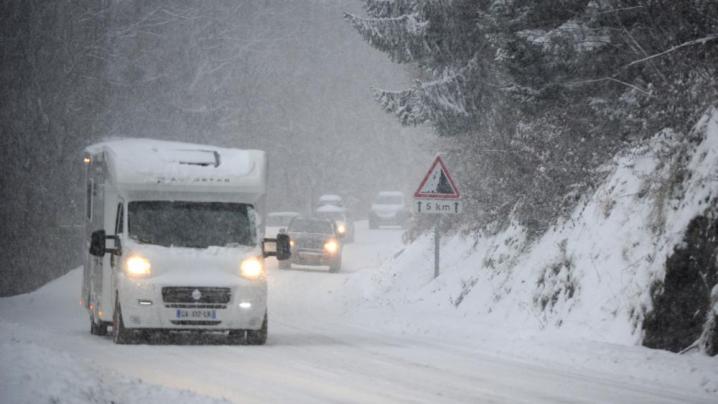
[175,309,216,320]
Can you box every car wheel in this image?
[112,298,137,344]
[246,313,268,345]
[329,257,341,273]
[278,259,291,270]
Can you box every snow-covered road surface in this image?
[1,222,715,403]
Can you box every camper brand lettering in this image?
[156,176,231,184]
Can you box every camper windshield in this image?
[128,201,256,248]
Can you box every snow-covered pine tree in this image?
[347,0,718,236]
[346,0,489,136]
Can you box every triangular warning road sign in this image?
[414,155,460,199]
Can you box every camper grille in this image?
[162,287,231,304]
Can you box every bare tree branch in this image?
[625,34,718,68]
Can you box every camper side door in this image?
[85,157,105,316]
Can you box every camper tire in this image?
[112,298,137,344]
[246,313,268,345]
[90,314,108,336]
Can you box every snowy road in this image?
[1,222,715,403]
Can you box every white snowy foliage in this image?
[518,20,610,54]
[364,0,418,18]
[344,12,431,64]
[375,57,481,126]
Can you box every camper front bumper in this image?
[117,278,267,331]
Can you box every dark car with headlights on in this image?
[316,204,354,243]
[279,217,342,273]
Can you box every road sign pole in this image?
[413,154,460,279]
[434,216,440,278]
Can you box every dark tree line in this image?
[0,0,426,296]
[1,0,110,296]
[347,0,718,236]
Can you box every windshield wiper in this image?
[132,235,155,244]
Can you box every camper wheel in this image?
[90,314,108,336]
[112,297,138,344]
[245,313,268,345]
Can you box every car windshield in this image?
[318,196,342,206]
[376,194,403,204]
[128,201,256,248]
[267,214,296,227]
[289,219,333,234]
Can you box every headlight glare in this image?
[240,256,264,279]
[126,255,151,277]
[336,223,346,234]
[324,239,339,254]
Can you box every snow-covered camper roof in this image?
[267,211,301,218]
[84,138,266,202]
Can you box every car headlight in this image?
[336,222,346,234]
[290,239,295,248]
[126,255,151,277]
[240,256,264,280]
[323,239,339,254]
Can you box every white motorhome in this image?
[81,139,289,345]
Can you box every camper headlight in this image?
[323,239,339,255]
[336,222,346,234]
[240,256,264,280]
[125,255,151,277]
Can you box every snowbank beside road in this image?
[349,107,718,344]
[0,325,229,404]
[339,109,718,392]
[0,270,230,404]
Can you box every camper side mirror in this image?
[90,230,106,256]
[262,233,291,261]
[89,230,122,257]
[275,233,291,260]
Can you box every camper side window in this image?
[115,203,124,234]
[86,179,93,220]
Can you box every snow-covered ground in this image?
[1,221,716,403]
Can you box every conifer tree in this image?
[347,0,718,235]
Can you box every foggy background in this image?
[0,0,432,296]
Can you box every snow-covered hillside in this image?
[343,108,718,353]
[2,225,717,403]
